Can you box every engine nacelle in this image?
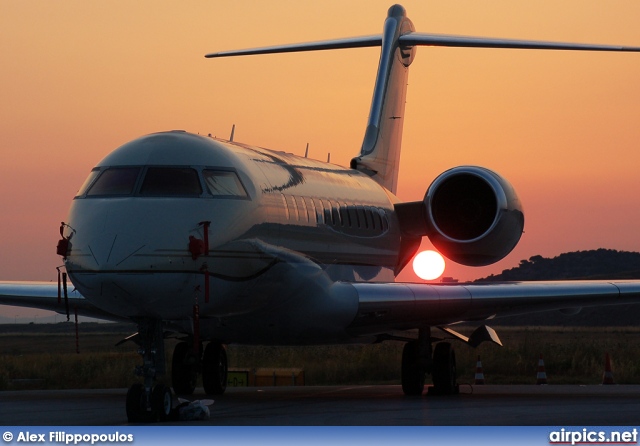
[424,166,524,266]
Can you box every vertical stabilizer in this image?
[350,5,415,194]
[205,4,640,196]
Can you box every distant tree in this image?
[475,249,640,282]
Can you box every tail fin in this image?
[349,5,414,194]
[206,4,416,195]
[206,4,640,195]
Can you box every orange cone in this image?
[602,352,615,385]
[474,355,485,385]
[536,354,547,385]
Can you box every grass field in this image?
[1,324,639,390]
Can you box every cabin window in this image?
[363,207,373,230]
[299,196,309,223]
[315,198,326,225]
[331,203,340,226]
[86,167,141,196]
[349,207,360,228]
[203,170,248,198]
[371,208,382,230]
[339,205,350,227]
[140,167,202,196]
[285,195,298,220]
[380,208,389,231]
[280,194,289,220]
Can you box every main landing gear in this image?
[401,326,459,396]
[124,318,229,423]
[171,340,228,396]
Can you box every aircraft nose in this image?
[84,233,148,270]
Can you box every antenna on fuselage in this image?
[304,143,309,158]
[229,124,235,142]
[327,153,331,163]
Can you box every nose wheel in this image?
[124,318,229,422]
[126,383,173,422]
[125,318,175,423]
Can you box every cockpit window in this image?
[86,167,141,196]
[140,167,202,196]
[75,168,100,197]
[202,170,248,198]
[78,166,248,199]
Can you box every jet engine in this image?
[396,166,524,267]
[425,166,524,266]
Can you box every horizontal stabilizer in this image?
[207,32,640,59]
[205,35,382,58]
[399,33,640,52]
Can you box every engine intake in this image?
[425,166,524,266]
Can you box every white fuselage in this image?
[64,131,407,344]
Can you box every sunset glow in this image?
[1,0,640,291]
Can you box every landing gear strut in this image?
[125,318,174,422]
[124,319,230,422]
[400,326,459,396]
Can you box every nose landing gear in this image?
[124,318,230,422]
[125,318,174,422]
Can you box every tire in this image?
[171,342,198,395]
[432,342,457,395]
[126,383,148,423]
[401,341,425,396]
[202,342,228,395]
[151,383,173,421]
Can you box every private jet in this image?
[2,4,640,422]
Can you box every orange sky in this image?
[1,0,640,299]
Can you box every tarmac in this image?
[2,385,640,425]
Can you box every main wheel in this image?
[151,383,173,421]
[126,383,157,423]
[432,342,458,395]
[401,340,425,396]
[171,341,199,395]
[202,342,228,395]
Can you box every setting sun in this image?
[412,250,446,281]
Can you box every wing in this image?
[0,281,126,322]
[343,280,640,336]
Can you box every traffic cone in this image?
[474,355,485,385]
[602,352,615,385]
[536,354,547,385]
